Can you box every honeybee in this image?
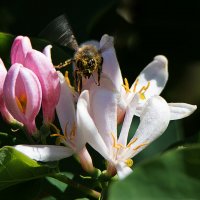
[40,14,110,93]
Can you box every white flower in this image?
[83,34,196,122]
[15,72,94,172]
[77,82,172,179]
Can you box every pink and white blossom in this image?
[3,63,42,135]
[83,35,196,123]
[0,58,15,123]
[11,36,60,123]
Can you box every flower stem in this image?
[49,173,101,199]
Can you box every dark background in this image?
[0,0,200,139]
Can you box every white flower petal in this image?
[116,162,133,179]
[90,85,118,150]
[131,55,168,102]
[168,103,197,120]
[126,96,170,158]
[100,34,123,91]
[14,145,73,161]
[77,90,110,160]
[56,72,76,133]
[118,94,139,146]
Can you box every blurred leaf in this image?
[0,146,58,190]
[46,176,68,192]
[0,179,43,200]
[108,144,200,200]
[0,32,14,65]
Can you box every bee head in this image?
[76,58,96,70]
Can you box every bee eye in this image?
[77,60,83,69]
[88,59,95,67]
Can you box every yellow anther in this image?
[65,71,75,92]
[133,143,148,151]
[63,122,77,141]
[127,137,138,147]
[122,78,131,93]
[133,79,139,93]
[111,132,125,149]
[16,94,27,113]
[50,133,65,139]
[139,93,146,100]
[138,81,150,100]
[125,158,134,167]
[145,81,150,90]
[69,123,76,140]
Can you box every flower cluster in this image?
[3,35,196,179]
[0,36,60,135]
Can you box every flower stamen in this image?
[127,137,138,147]
[111,132,125,149]
[122,78,131,93]
[125,158,134,167]
[16,94,27,113]
[133,143,148,151]
[133,79,139,93]
[65,71,75,92]
[138,81,150,100]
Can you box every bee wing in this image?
[99,34,114,53]
[39,14,79,51]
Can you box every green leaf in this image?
[0,146,58,190]
[108,144,200,200]
[0,32,14,66]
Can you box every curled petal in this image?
[56,72,85,151]
[43,45,52,62]
[126,96,170,158]
[77,90,110,160]
[132,55,168,102]
[168,103,197,120]
[118,94,139,146]
[24,50,60,123]
[115,162,133,180]
[11,36,32,65]
[0,59,15,123]
[15,145,73,161]
[100,34,123,91]
[3,63,42,134]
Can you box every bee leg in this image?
[74,69,82,93]
[55,59,73,69]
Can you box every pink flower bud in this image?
[10,36,60,124]
[0,58,15,123]
[11,36,32,65]
[3,63,42,135]
[24,49,60,123]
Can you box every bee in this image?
[40,14,110,93]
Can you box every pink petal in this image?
[43,45,52,62]
[0,58,15,123]
[11,36,32,65]
[3,63,42,134]
[24,49,60,123]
